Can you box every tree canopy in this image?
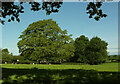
[74,36,108,65]
[1,2,107,24]
[74,35,89,62]
[17,19,75,63]
[86,37,108,65]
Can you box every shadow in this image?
[1,67,120,84]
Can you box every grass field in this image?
[1,63,120,84]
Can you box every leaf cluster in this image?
[1,2,63,24]
[86,2,107,21]
[1,2,107,24]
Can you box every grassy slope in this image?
[1,63,120,84]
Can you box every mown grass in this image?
[1,63,120,84]
[2,62,119,72]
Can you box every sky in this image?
[1,2,118,55]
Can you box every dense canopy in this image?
[17,19,75,63]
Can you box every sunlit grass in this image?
[2,62,119,72]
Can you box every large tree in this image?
[74,35,89,63]
[1,1,107,24]
[73,35,108,65]
[85,36,108,65]
[17,19,74,63]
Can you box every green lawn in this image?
[1,63,120,84]
[2,63,119,72]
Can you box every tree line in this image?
[1,48,119,64]
[16,19,108,65]
[1,48,35,64]
[1,19,112,65]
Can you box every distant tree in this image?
[2,48,9,54]
[74,35,89,63]
[2,48,13,63]
[108,55,119,62]
[1,2,107,24]
[17,19,74,63]
[86,37,108,65]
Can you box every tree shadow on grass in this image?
[2,67,120,84]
